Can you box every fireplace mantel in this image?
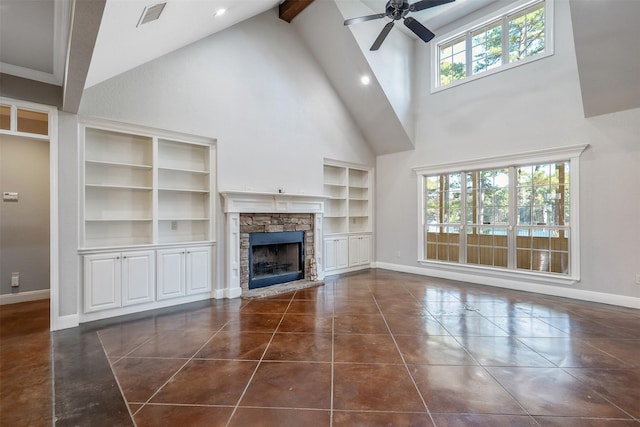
[220,191,325,299]
[221,191,325,214]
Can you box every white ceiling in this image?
[84,0,280,88]
[0,0,70,85]
[0,0,476,89]
[1,0,638,120]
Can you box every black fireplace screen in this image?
[249,231,304,289]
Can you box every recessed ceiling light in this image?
[215,8,226,17]
[360,75,371,85]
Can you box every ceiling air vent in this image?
[137,2,167,27]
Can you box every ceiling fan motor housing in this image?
[386,0,410,20]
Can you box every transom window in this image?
[433,0,552,91]
[415,145,586,283]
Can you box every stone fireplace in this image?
[221,192,325,298]
[241,215,312,291]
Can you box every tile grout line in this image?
[96,332,139,427]
[370,283,439,427]
[224,295,296,427]
[452,313,542,426]
[129,321,231,419]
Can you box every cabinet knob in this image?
[116,256,120,260]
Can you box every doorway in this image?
[0,134,50,300]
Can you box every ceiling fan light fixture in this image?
[344,0,455,50]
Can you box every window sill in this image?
[417,259,579,286]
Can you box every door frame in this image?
[0,98,59,330]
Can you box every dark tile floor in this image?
[2,269,640,426]
[0,299,52,426]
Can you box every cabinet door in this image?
[84,253,121,313]
[122,250,155,306]
[336,237,349,269]
[358,235,371,264]
[324,238,337,272]
[349,236,360,267]
[349,235,371,267]
[157,249,186,300]
[186,246,211,295]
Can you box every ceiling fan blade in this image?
[344,13,387,26]
[404,17,435,42]
[370,21,395,51]
[409,0,455,13]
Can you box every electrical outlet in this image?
[636,273,640,285]
[11,272,19,287]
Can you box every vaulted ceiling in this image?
[1,0,638,154]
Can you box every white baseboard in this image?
[224,287,242,299]
[0,289,50,305]
[376,262,640,310]
[212,288,225,299]
[51,314,80,331]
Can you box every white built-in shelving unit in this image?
[323,160,373,274]
[80,120,216,321]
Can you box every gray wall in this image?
[0,134,50,295]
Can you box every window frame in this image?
[431,0,554,93]
[414,144,587,285]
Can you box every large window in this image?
[433,0,552,91]
[416,145,586,282]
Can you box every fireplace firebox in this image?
[248,231,304,289]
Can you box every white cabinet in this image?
[186,246,212,295]
[157,246,211,300]
[80,120,216,321]
[323,160,374,274]
[324,237,348,272]
[84,250,154,313]
[156,248,186,300]
[322,162,372,235]
[80,124,215,249]
[349,235,371,267]
[122,251,156,306]
[157,139,213,244]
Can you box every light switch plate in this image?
[3,192,18,202]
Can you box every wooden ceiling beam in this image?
[279,0,314,23]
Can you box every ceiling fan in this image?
[344,0,455,51]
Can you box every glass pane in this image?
[439,37,466,86]
[473,168,509,226]
[471,21,502,75]
[17,109,48,135]
[508,2,545,63]
[0,105,10,130]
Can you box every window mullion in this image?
[508,166,517,269]
[459,171,467,264]
[502,15,509,65]
[465,31,472,77]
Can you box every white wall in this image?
[55,8,374,319]
[376,0,640,302]
[79,8,374,192]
